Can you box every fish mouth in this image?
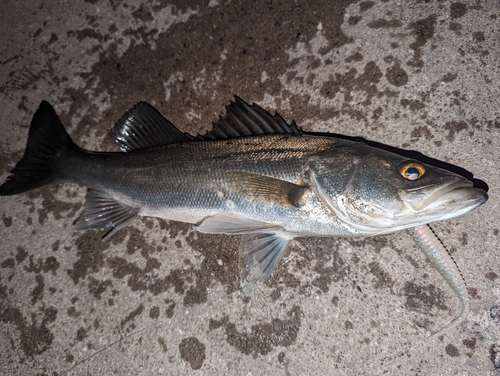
[408,178,488,217]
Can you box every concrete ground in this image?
[0,1,499,375]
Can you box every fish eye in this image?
[399,162,425,181]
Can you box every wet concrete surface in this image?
[0,1,499,375]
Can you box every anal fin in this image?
[73,189,140,241]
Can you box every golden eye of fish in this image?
[399,162,425,181]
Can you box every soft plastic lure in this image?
[407,224,469,339]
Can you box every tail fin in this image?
[0,101,76,195]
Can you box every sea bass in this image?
[0,97,487,336]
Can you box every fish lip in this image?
[428,185,488,208]
[409,178,475,210]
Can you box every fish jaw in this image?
[358,178,488,234]
[398,177,488,224]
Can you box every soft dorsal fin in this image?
[109,102,194,152]
[198,96,301,140]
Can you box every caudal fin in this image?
[0,101,76,195]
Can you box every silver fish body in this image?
[60,133,485,239]
[63,134,343,236]
[0,97,488,329]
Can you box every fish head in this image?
[309,143,488,235]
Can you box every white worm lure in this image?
[407,224,469,340]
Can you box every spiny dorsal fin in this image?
[110,102,194,152]
[198,96,301,140]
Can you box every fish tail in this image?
[0,101,77,195]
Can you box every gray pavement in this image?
[0,1,499,375]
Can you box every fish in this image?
[0,97,487,337]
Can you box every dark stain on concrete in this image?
[403,281,447,315]
[443,120,468,141]
[310,241,348,293]
[23,255,59,275]
[67,28,105,42]
[149,306,160,319]
[367,19,403,28]
[51,240,60,252]
[449,21,463,36]
[2,213,12,227]
[131,4,154,23]
[16,246,28,264]
[120,303,144,330]
[459,232,468,246]
[164,299,176,318]
[407,15,437,68]
[410,125,433,141]
[345,51,363,63]
[158,336,168,352]
[64,0,357,143]
[65,351,75,363]
[368,261,393,289]
[120,303,144,329]
[386,64,408,86]
[31,274,45,305]
[183,271,208,307]
[450,3,468,19]
[401,99,426,111]
[25,186,82,226]
[88,277,113,299]
[445,343,460,357]
[473,31,485,43]
[359,1,374,12]
[1,305,57,358]
[179,336,206,370]
[320,60,386,109]
[209,306,302,357]
[441,72,458,82]
[76,326,88,341]
[462,338,476,349]
[125,226,158,256]
[67,231,109,284]
[43,256,60,274]
[485,272,497,281]
[67,306,81,318]
[185,231,241,295]
[1,258,15,269]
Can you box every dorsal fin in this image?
[109,102,194,152]
[198,96,301,140]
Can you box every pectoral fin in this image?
[229,171,309,208]
[73,189,140,241]
[240,231,294,296]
